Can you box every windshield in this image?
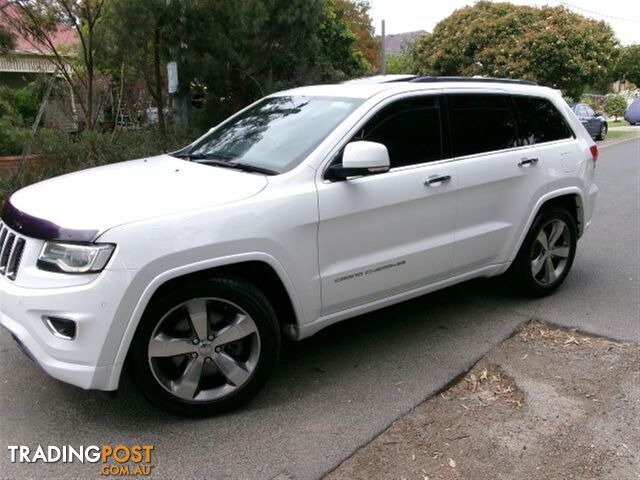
[177,95,363,174]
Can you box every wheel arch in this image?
[106,254,304,390]
[508,189,584,264]
[146,261,299,334]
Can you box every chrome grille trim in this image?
[0,222,27,281]
[7,238,25,280]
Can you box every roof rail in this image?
[409,76,537,86]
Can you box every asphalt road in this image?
[1,136,638,480]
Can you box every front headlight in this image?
[37,242,115,274]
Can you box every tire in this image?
[596,123,607,141]
[508,207,577,297]
[127,277,281,417]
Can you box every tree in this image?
[97,0,376,133]
[333,0,379,71]
[412,1,618,98]
[98,0,171,143]
[615,45,640,86]
[179,0,328,124]
[4,0,107,130]
[386,53,413,74]
[317,0,370,81]
[604,94,627,120]
[158,0,369,127]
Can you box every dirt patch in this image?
[324,321,640,480]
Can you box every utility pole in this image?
[380,19,386,75]
[167,0,189,132]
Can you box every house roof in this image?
[0,1,78,55]
[383,30,427,55]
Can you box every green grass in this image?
[605,130,639,140]
[608,120,630,128]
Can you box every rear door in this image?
[447,93,549,272]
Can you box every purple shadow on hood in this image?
[1,196,98,242]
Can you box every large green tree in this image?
[59,0,376,134]
[155,0,371,127]
[333,0,379,71]
[615,44,640,86]
[317,0,370,81]
[412,1,618,98]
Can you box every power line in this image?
[555,0,640,23]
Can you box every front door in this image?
[316,95,457,315]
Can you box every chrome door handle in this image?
[424,175,451,186]
[518,158,539,167]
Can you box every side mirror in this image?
[327,141,390,181]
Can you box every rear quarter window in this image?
[512,96,574,145]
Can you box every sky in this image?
[369,0,640,45]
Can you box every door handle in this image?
[424,174,451,186]
[518,158,539,167]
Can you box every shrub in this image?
[1,127,200,205]
[0,118,30,156]
[604,94,628,120]
[0,83,41,125]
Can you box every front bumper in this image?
[0,268,133,390]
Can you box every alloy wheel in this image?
[530,219,571,286]
[147,297,261,401]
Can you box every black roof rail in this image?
[409,76,537,86]
[383,75,420,83]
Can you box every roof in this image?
[342,74,418,85]
[382,30,427,55]
[275,78,557,101]
[0,1,78,55]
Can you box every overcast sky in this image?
[369,0,640,45]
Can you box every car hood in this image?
[3,155,268,241]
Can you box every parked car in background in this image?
[570,103,608,140]
[624,98,640,125]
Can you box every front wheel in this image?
[128,278,280,416]
[508,208,577,297]
[596,123,607,141]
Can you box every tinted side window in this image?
[513,96,574,145]
[447,94,518,157]
[584,105,595,117]
[357,96,442,168]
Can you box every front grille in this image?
[0,222,27,281]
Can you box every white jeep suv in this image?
[0,77,598,416]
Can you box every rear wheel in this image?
[508,207,577,297]
[128,278,280,416]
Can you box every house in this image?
[0,1,77,88]
[383,30,427,55]
[0,1,79,129]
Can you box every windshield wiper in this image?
[212,160,279,176]
[176,154,278,175]
[171,153,213,160]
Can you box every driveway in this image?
[1,137,638,480]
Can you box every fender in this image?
[104,251,305,390]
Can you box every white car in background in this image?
[0,77,598,416]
